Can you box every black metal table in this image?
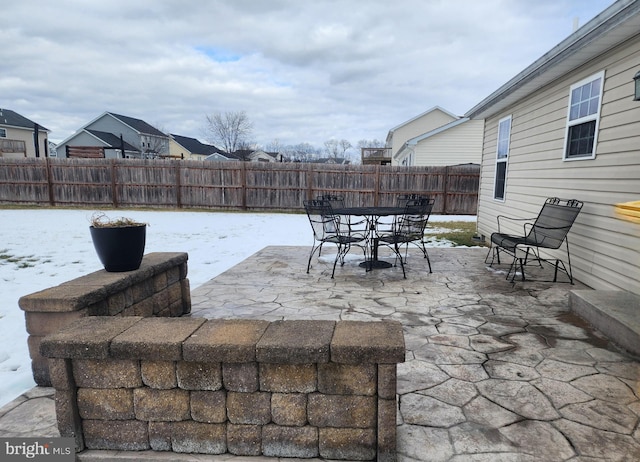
[332,206,406,269]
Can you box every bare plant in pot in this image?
[89,212,148,272]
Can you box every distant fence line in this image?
[0,158,480,214]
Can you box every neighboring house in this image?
[228,149,284,162]
[465,0,640,295]
[315,157,350,165]
[387,106,480,166]
[0,108,50,158]
[394,117,484,167]
[56,112,169,159]
[249,150,284,162]
[169,134,229,160]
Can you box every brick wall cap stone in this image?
[19,253,187,313]
[184,319,270,362]
[331,320,405,364]
[111,317,205,360]
[257,320,335,364]
[40,316,142,359]
[19,285,108,313]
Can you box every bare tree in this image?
[338,139,352,156]
[205,111,253,154]
[357,139,385,148]
[266,139,282,154]
[324,139,339,158]
[285,143,320,162]
[324,138,352,159]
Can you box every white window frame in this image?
[563,70,605,161]
[0,128,6,138]
[493,115,511,202]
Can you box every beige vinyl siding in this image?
[391,109,457,159]
[0,126,47,158]
[477,33,640,294]
[413,120,484,166]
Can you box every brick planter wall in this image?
[40,317,405,461]
[19,252,191,386]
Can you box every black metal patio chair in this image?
[378,198,432,278]
[485,197,583,283]
[397,197,434,264]
[396,193,430,207]
[303,199,368,278]
[314,194,366,256]
[316,194,345,209]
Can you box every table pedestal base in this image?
[360,260,393,269]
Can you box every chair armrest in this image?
[496,215,536,233]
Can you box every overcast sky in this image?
[2,0,615,150]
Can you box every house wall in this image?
[389,109,458,164]
[88,114,139,145]
[169,139,198,159]
[57,131,107,159]
[412,119,484,167]
[0,126,48,158]
[477,33,640,295]
[87,116,134,144]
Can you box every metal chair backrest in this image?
[527,198,583,249]
[303,199,340,240]
[316,194,345,209]
[396,194,429,208]
[396,198,433,238]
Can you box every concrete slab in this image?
[570,290,640,357]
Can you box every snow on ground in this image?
[0,208,476,407]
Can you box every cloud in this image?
[1,0,614,151]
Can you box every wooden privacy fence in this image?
[0,158,480,214]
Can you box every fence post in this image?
[45,157,55,206]
[307,163,314,201]
[374,165,380,206]
[241,162,247,210]
[111,159,119,208]
[174,161,182,208]
[442,166,449,215]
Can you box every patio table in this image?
[332,206,406,269]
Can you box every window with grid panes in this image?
[564,71,604,160]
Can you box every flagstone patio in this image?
[1,246,639,461]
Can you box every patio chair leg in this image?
[306,245,319,274]
[394,243,407,278]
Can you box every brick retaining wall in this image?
[41,317,405,461]
[18,252,191,386]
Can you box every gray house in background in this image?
[56,112,169,159]
[467,0,640,295]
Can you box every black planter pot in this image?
[90,225,147,272]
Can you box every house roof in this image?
[86,129,138,151]
[108,112,166,137]
[56,111,168,148]
[388,106,459,134]
[171,134,226,156]
[0,108,49,132]
[465,0,640,120]
[404,118,471,146]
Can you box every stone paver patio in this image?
[1,246,639,461]
[190,246,640,461]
